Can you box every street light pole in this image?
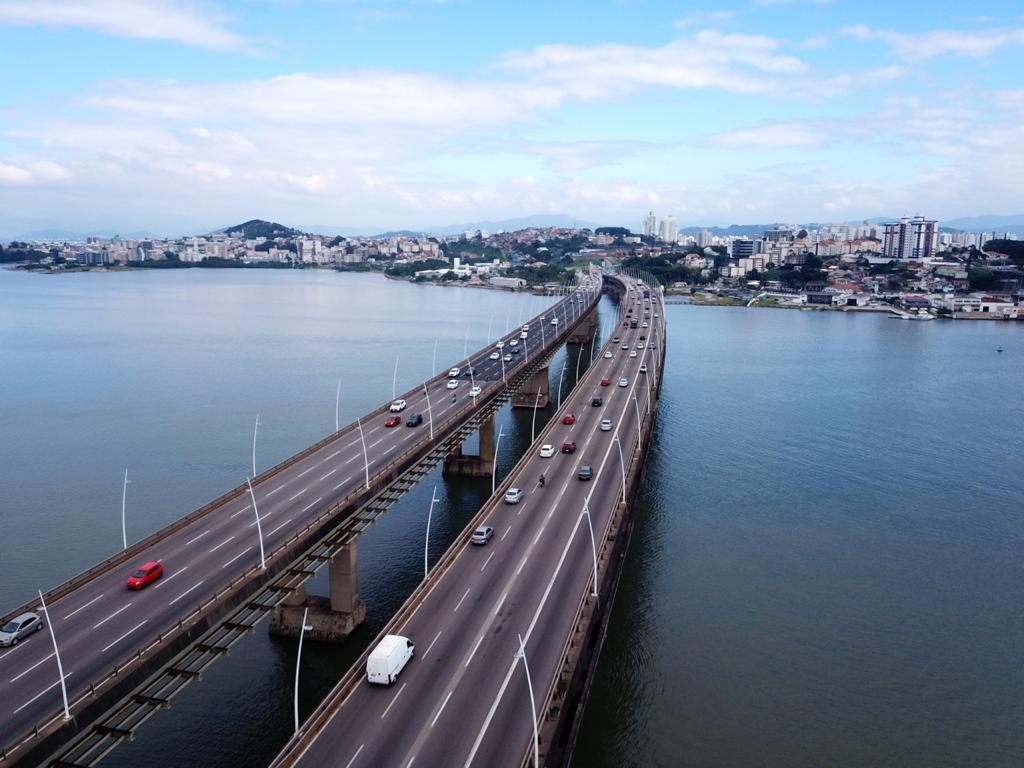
[335,380,341,433]
[121,468,131,550]
[247,476,266,570]
[252,413,260,477]
[392,355,400,401]
[293,606,313,733]
[516,633,540,768]
[425,485,438,578]
[557,360,567,408]
[37,589,71,721]
[581,502,599,597]
[492,424,504,495]
[356,417,370,490]
[613,433,627,505]
[423,383,434,440]
[531,389,543,442]
[632,392,642,454]
[432,338,438,378]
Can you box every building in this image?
[883,215,938,260]
[658,215,677,243]
[730,239,756,259]
[697,229,712,248]
[641,211,656,238]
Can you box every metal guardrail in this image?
[6,283,602,768]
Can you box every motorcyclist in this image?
[539,473,545,487]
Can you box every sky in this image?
[1,0,1023,236]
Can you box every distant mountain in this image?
[943,214,1024,234]
[17,228,162,241]
[217,219,302,239]
[679,223,786,237]
[424,214,600,236]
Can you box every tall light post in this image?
[424,485,439,578]
[356,417,370,490]
[556,360,567,408]
[293,606,313,733]
[37,590,70,721]
[335,380,341,433]
[613,433,627,505]
[575,342,584,382]
[121,468,131,550]
[581,501,599,597]
[252,413,260,477]
[632,392,642,454]
[423,383,434,440]
[247,477,266,570]
[492,424,505,495]
[392,355,400,401]
[531,389,543,442]
[516,633,540,768]
[499,351,506,384]
[487,314,493,345]
[432,338,438,378]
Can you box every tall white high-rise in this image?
[642,211,656,237]
[883,215,938,260]
[658,215,678,243]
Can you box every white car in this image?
[389,399,407,412]
[503,354,512,363]
[603,351,613,359]
[522,324,530,332]
[509,339,518,347]
[448,367,460,378]
[618,377,628,387]
[496,341,504,349]
[629,350,637,358]
[600,419,612,431]
[469,386,482,397]
[539,444,555,458]
[620,344,628,350]
[639,364,648,374]
[642,322,649,328]
[550,318,558,326]
[520,331,529,339]
[490,351,500,360]
[504,487,524,504]
[446,379,459,390]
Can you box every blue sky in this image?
[1,0,1023,235]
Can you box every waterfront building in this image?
[883,215,938,260]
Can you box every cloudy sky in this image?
[1,0,1023,235]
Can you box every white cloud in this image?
[0,0,249,50]
[0,159,71,184]
[843,24,1024,60]
[709,122,832,148]
[674,10,736,30]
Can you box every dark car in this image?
[127,561,163,590]
[406,413,423,427]
[591,396,603,407]
[562,441,577,454]
[577,465,593,481]
[385,415,402,428]
[463,366,477,377]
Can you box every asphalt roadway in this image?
[277,277,664,768]
[0,277,601,754]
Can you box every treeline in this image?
[983,239,1024,265]
[0,243,51,263]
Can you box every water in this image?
[573,306,1024,768]
[2,271,1022,767]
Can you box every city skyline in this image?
[2,1,1024,234]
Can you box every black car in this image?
[463,366,477,377]
[577,465,593,481]
[591,396,603,407]
[406,413,424,427]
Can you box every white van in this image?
[367,634,415,685]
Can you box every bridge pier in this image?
[269,540,366,643]
[442,413,496,477]
[511,365,550,409]
[568,308,598,345]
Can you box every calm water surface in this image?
[2,270,1022,767]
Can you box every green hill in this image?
[221,219,302,239]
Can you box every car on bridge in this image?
[469,386,482,397]
[462,366,477,377]
[367,635,415,686]
[618,377,629,387]
[0,612,43,647]
[503,354,512,363]
[600,419,613,431]
[471,526,494,545]
[600,378,610,387]
[504,488,524,504]
[509,339,518,347]
[496,341,504,349]
[522,324,530,332]
[448,367,460,377]
[603,351,613,359]
[446,379,459,390]
[577,465,593,481]
[640,364,648,374]
[489,351,500,360]
[551,318,559,326]
[591,396,603,407]
[630,350,637,358]
[562,413,576,425]
[406,413,423,427]
[389,399,407,412]
[539,444,555,458]
[612,336,620,343]
[384,415,402,428]
[127,561,163,590]
[561,440,577,454]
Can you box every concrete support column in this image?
[568,308,598,344]
[511,365,550,409]
[443,412,497,477]
[329,541,359,615]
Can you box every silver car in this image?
[0,612,43,647]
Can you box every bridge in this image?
[0,271,605,767]
[269,271,665,767]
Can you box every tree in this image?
[982,239,1024,266]
[797,229,808,239]
[968,267,998,291]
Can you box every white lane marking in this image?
[479,552,495,573]
[221,547,253,570]
[453,588,471,613]
[9,651,55,683]
[423,630,442,660]
[230,504,252,519]
[62,593,105,620]
[297,465,315,479]
[13,671,74,715]
[185,530,211,546]
[319,468,338,481]
[515,552,529,576]
[153,566,188,590]
[334,477,351,490]
[301,497,323,513]
[532,526,544,548]
[209,535,235,553]
[367,438,384,450]
[344,455,357,465]
[169,581,204,605]
[326,450,341,461]
[380,682,407,720]
[501,525,512,541]
[101,620,147,653]
[289,488,307,501]
[464,634,485,668]
[267,518,293,537]
[93,603,131,629]
[344,745,364,768]
[267,484,285,497]
[408,758,416,768]
[431,689,454,728]
[493,591,508,616]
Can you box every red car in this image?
[600,378,610,387]
[562,413,576,425]
[127,561,163,590]
[561,441,577,454]
[384,415,402,428]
